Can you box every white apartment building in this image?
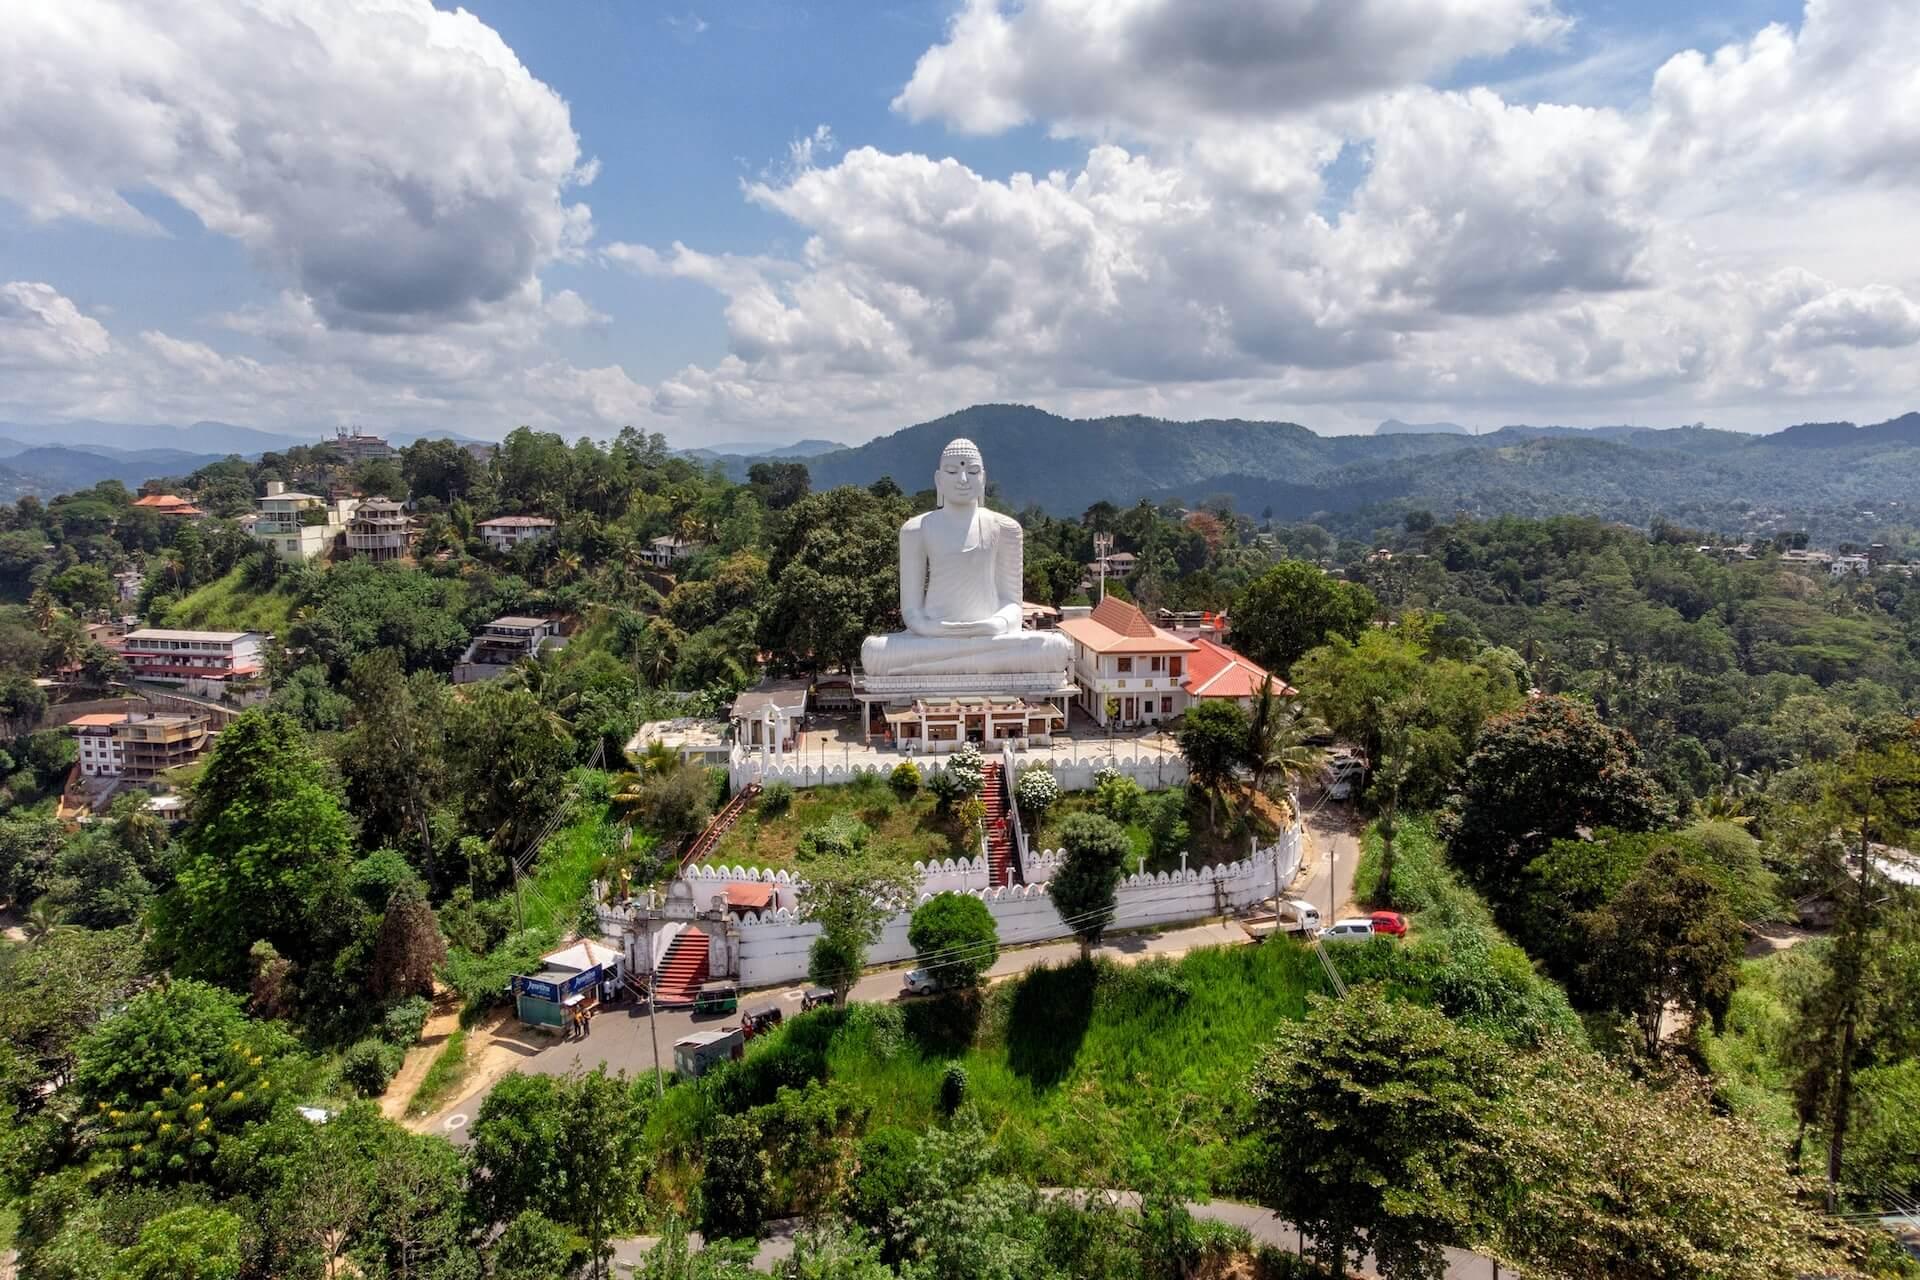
[70,713,127,777]
[119,628,268,688]
[478,515,556,553]
[1057,596,1197,728]
[252,481,359,562]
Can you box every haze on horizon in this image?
[3,0,1918,448]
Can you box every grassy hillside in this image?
[155,566,300,635]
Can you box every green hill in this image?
[802,404,1920,537]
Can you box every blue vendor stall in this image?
[512,939,623,1031]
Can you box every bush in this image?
[381,995,431,1046]
[889,761,922,796]
[759,781,794,817]
[939,1062,969,1115]
[1094,773,1145,824]
[340,1038,404,1097]
[946,743,985,794]
[909,891,1000,989]
[699,1111,771,1240]
[1144,790,1191,860]
[849,1126,919,1239]
[798,812,870,860]
[925,769,965,812]
[1014,765,1060,819]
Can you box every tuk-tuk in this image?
[693,981,739,1016]
[741,1004,783,1039]
[800,986,834,1011]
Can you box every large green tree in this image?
[759,486,908,671]
[1439,695,1671,890]
[153,711,358,984]
[800,846,918,1003]
[339,648,451,883]
[1230,560,1376,675]
[1579,843,1744,1054]
[1175,698,1247,827]
[1243,988,1504,1280]
[1046,813,1132,959]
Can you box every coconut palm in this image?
[1245,675,1327,799]
[22,899,71,947]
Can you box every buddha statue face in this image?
[935,438,985,509]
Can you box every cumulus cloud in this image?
[618,0,1920,435]
[894,0,1568,137]
[0,283,113,369]
[0,0,594,332]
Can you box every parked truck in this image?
[1242,897,1322,940]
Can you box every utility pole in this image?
[1093,531,1113,601]
[512,861,526,934]
[640,904,664,1098]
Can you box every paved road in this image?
[608,1194,1504,1279]
[430,920,1248,1142]
[1296,792,1366,921]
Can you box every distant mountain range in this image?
[802,404,1920,537]
[681,438,848,462]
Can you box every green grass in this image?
[156,566,300,635]
[706,778,974,870]
[1032,791,1244,873]
[652,941,1333,1191]
[405,1029,470,1118]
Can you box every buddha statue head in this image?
[935,437,985,509]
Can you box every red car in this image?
[1369,911,1408,937]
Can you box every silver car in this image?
[901,967,942,995]
[1321,918,1377,942]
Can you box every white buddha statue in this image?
[859,438,1072,677]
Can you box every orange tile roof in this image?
[1058,596,1196,655]
[1184,636,1293,700]
[725,883,773,911]
[67,712,127,728]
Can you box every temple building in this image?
[1058,596,1196,729]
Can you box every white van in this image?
[1321,918,1377,943]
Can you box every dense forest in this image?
[0,425,1916,1278]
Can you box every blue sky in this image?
[2,0,1916,444]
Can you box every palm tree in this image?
[27,589,56,634]
[1245,675,1326,802]
[22,899,71,947]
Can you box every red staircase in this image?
[680,782,761,870]
[653,929,711,1007]
[982,762,1019,888]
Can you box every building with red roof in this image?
[131,493,205,518]
[1183,636,1294,709]
[1057,596,1196,728]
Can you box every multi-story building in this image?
[119,628,267,688]
[252,481,359,562]
[67,710,211,780]
[328,430,397,462]
[452,615,566,683]
[640,534,702,568]
[1057,596,1197,728]
[478,515,556,553]
[346,497,413,562]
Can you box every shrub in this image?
[909,892,1000,989]
[1144,790,1191,861]
[798,812,870,860]
[1014,765,1060,819]
[340,1038,404,1097]
[1094,773,1145,824]
[889,761,922,796]
[946,743,985,794]
[925,769,965,813]
[939,1062,970,1115]
[759,781,794,817]
[849,1126,919,1239]
[1091,763,1124,790]
[381,995,431,1046]
[699,1111,771,1240]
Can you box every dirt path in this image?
[380,989,463,1121]
[404,1008,548,1134]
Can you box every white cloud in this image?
[0,283,113,369]
[622,0,1920,436]
[0,0,594,333]
[894,0,1569,137]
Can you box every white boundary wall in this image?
[731,750,1187,793]
[727,828,1300,988]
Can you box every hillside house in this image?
[630,718,731,768]
[452,615,566,683]
[1058,596,1196,728]
[131,493,205,519]
[346,497,413,562]
[329,430,396,462]
[478,515,556,552]
[68,710,211,781]
[640,534,703,568]
[119,628,267,690]
[253,481,358,562]
[1831,554,1871,577]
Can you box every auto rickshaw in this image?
[693,981,739,1017]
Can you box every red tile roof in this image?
[1058,596,1196,655]
[1184,636,1293,701]
[725,883,773,911]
